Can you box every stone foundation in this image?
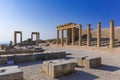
[0,52,66,65]
[0,66,23,80]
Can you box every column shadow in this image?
[95,64,120,72]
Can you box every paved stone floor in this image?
[2,46,120,80]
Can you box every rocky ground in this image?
[15,46,120,80]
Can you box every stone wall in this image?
[0,52,66,65]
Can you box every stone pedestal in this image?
[43,59,75,78]
[83,57,101,69]
[110,20,114,48]
[97,22,101,47]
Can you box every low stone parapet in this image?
[0,52,66,65]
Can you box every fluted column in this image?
[110,20,115,48]
[87,24,91,46]
[79,24,82,46]
[97,22,101,47]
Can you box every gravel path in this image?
[16,46,120,80]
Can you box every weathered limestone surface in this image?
[31,32,40,46]
[49,61,75,78]
[0,52,66,65]
[43,59,65,74]
[110,20,115,48]
[72,28,75,45]
[87,24,91,46]
[83,57,101,68]
[77,56,88,67]
[57,30,59,45]
[61,30,64,46]
[79,25,82,46]
[43,59,75,78]
[97,22,101,47]
[0,56,7,64]
[0,66,23,80]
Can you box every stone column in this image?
[36,32,39,45]
[38,32,40,43]
[87,24,91,46]
[57,30,59,45]
[61,30,64,46]
[97,22,101,47]
[110,20,114,48]
[20,33,22,44]
[79,24,82,46]
[31,33,33,43]
[14,32,16,45]
[66,29,68,45]
[72,27,75,45]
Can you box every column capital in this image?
[87,24,91,26]
[110,20,114,22]
[98,22,101,24]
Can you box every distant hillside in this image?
[90,26,120,40]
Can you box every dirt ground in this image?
[16,46,120,80]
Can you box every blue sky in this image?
[0,0,120,42]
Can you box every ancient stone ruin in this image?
[56,20,115,48]
[14,31,40,46]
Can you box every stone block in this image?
[14,55,26,63]
[77,56,88,67]
[0,55,7,64]
[49,61,75,78]
[43,59,65,74]
[83,57,101,68]
[27,54,36,62]
[0,66,23,80]
[43,59,75,78]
